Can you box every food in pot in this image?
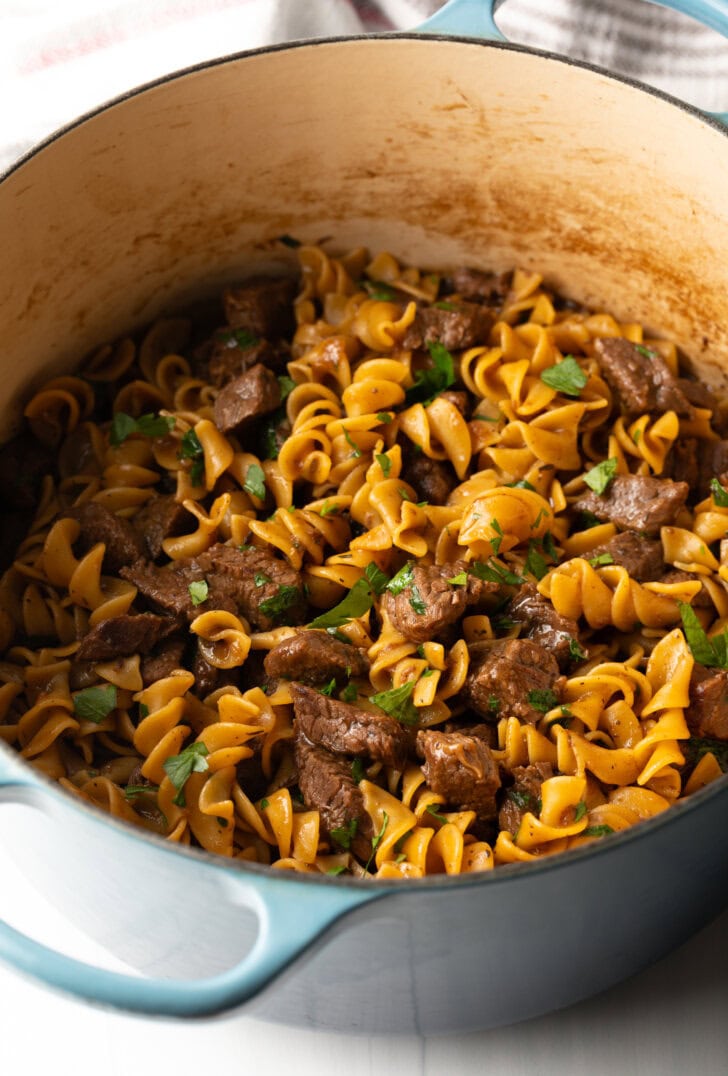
[0,243,726,878]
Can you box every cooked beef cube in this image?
[688,665,728,740]
[401,302,494,351]
[401,449,457,506]
[697,439,728,498]
[508,583,582,669]
[443,721,497,747]
[140,636,186,685]
[294,735,373,859]
[438,390,470,417]
[0,433,53,509]
[676,378,717,412]
[76,612,175,661]
[594,337,693,418]
[120,559,210,620]
[668,437,699,489]
[133,495,192,561]
[573,475,688,536]
[416,728,501,819]
[291,682,409,769]
[381,561,497,644]
[264,630,368,685]
[223,276,297,340]
[193,544,307,631]
[445,267,510,305]
[462,638,563,724]
[65,501,145,573]
[68,658,100,691]
[581,531,664,582]
[498,762,554,835]
[213,363,281,436]
[207,336,287,388]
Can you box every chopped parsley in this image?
[588,552,614,567]
[409,584,427,615]
[487,695,500,714]
[364,811,389,872]
[319,678,337,697]
[507,789,535,811]
[448,571,468,586]
[386,562,414,595]
[219,327,258,349]
[569,637,587,662]
[524,540,548,580]
[405,341,456,406]
[574,801,588,822]
[331,818,358,850]
[277,375,295,400]
[365,280,397,301]
[260,798,270,809]
[73,684,117,724]
[344,430,362,458]
[471,560,525,586]
[351,758,366,783]
[124,784,159,800]
[341,683,358,704]
[433,301,457,311]
[489,518,504,555]
[376,453,392,478]
[678,601,728,668]
[110,411,175,447]
[254,572,271,587]
[574,510,602,531]
[527,688,559,713]
[582,824,615,838]
[583,457,618,495]
[507,478,537,491]
[364,562,390,595]
[540,355,588,397]
[163,741,209,807]
[179,427,205,486]
[369,679,419,725]
[682,736,728,773]
[188,580,209,606]
[309,576,374,630]
[318,500,341,517]
[635,344,654,359]
[243,462,267,501]
[376,412,393,424]
[425,804,449,823]
[326,865,348,876]
[139,703,150,720]
[259,584,300,620]
[710,477,728,507]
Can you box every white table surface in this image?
[1,842,727,1076]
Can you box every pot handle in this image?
[0,752,379,1018]
[417,0,728,126]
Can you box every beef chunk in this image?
[594,337,693,418]
[65,501,145,573]
[573,475,688,536]
[193,544,307,631]
[133,495,192,561]
[381,561,497,644]
[580,531,664,582]
[438,390,470,417]
[401,449,457,506]
[401,302,494,351]
[223,276,297,340]
[123,545,306,630]
[508,583,582,669]
[498,762,553,835]
[291,682,409,769]
[0,433,53,509]
[192,644,236,697]
[141,636,186,685]
[264,630,368,685]
[688,664,728,740]
[462,638,563,724]
[416,728,501,819]
[667,437,699,489]
[207,335,287,388]
[445,267,510,305]
[676,378,717,412]
[76,612,175,662]
[698,440,728,498]
[294,735,373,859]
[213,364,281,436]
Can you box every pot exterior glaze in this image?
[1,30,728,1033]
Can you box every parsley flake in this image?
[369,680,419,725]
[309,577,374,630]
[188,580,209,606]
[678,602,728,668]
[331,818,358,850]
[351,758,366,783]
[259,584,301,621]
[405,341,456,406]
[710,477,728,507]
[448,571,468,586]
[243,462,267,501]
[574,801,588,822]
[277,375,296,400]
[376,452,392,478]
[425,804,449,823]
[568,637,587,662]
[588,552,614,567]
[364,562,390,595]
[110,411,175,447]
[540,356,588,397]
[344,430,362,458]
[386,562,414,595]
[73,684,117,724]
[376,412,393,424]
[409,584,426,615]
[583,457,618,495]
[364,811,389,872]
[179,427,205,486]
[582,824,615,838]
[527,688,559,713]
[320,678,337,697]
[163,741,209,807]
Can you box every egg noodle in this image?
[0,243,725,880]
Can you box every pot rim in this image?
[0,30,726,189]
[2,732,725,894]
[0,30,726,894]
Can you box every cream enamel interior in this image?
[1,36,727,432]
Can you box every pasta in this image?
[0,243,726,882]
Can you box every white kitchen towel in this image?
[1,0,727,171]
